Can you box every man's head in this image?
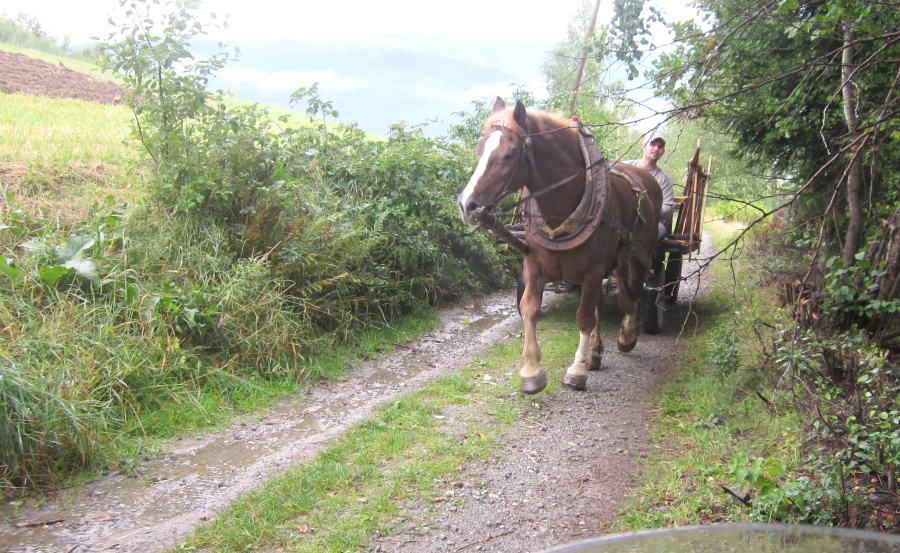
[641,135,665,165]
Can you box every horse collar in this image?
[523,130,609,252]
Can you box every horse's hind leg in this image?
[589,294,605,371]
[615,260,644,352]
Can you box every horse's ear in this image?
[513,101,528,128]
[492,96,506,113]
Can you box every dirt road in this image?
[371,248,712,553]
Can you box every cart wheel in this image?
[664,252,683,303]
[643,250,666,335]
[643,286,663,334]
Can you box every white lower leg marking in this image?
[567,331,592,377]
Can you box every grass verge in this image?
[612,221,803,530]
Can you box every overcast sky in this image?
[3,0,692,136]
[3,0,596,47]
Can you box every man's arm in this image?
[657,171,674,222]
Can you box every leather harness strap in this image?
[523,125,651,269]
[600,201,652,270]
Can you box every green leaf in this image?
[0,257,23,283]
[64,258,100,287]
[39,265,74,288]
[56,235,95,264]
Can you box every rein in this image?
[506,156,606,213]
[487,121,607,217]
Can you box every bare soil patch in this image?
[0,50,126,104]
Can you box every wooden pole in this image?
[568,0,602,116]
[698,154,712,240]
[470,208,530,255]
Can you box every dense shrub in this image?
[2,0,520,495]
[100,0,518,315]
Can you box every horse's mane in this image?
[483,106,576,136]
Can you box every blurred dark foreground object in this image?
[539,524,900,553]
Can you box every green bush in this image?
[100,0,519,312]
[756,325,900,525]
[2,0,520,497]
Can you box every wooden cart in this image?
[643,144,711,334]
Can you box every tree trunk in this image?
[841,23,864,264]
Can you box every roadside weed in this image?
[615,221,803,531]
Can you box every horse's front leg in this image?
[519,268,547,395]
[563,285,603,391]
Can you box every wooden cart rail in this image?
[659,143,711,257]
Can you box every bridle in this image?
[482,122,533,207]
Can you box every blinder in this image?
[496,130,532,202]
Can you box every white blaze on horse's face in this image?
[458,130,503,223]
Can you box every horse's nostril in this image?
[465,201,479,214]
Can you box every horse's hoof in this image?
[563,374,587,391]
[617,338,637,353]
[520,373,548,395]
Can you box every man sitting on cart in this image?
[555,135,675,294]
[622,135,674,238]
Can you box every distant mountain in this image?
[201,35,555,136]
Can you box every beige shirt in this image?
[623,159,674,224]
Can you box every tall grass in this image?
[1,200,446,490]
[1,294,137,488]
[0,346,115,489]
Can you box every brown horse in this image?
[458,98,662,394]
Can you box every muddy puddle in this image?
[1,290,526,553]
